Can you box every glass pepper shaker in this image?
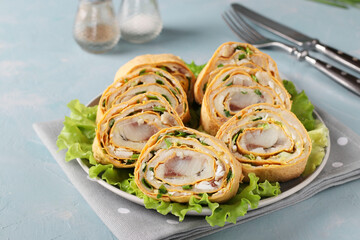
[73,0,120,53]
[118,0,163,44]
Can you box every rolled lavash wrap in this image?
[194,42,281,104]
[216,103,312,182]
[93,93,184,168]
[97,67,190,123]
[114,54,196,102]
[134,127,242,203]
[201,65,291,135]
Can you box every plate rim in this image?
[76,94,331,216]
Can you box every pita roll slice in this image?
[114,54,196,102]
[134,127,242,203]
[97,67,190,123]
[201,65,291,135]
[216,103,311,182]
[194,42,281,104]
[92,93,184,168]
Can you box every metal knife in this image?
[232,3,360,74]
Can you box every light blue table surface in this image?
[1,0,360,239]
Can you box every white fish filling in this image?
[195,181,216,191]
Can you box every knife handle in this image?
[315,42,360,73]
[304,55,360,96]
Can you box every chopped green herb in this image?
[158,184,168,194]
[164,138,172,149]
[232,129,243,143]
[224,109,233,117]
[238,54,246,60]
[135,91,147,95]
[274,121,283,126]
[241,91,248,94]
[237,115,242,120]
[125,159,135,165]
[109,119,115,128]
[255,108,263,111]
[124,78,128,83]
[166,132,175,136]
[182,185,193,190]
[252,116,263,121]
[217,64,224,68]
[251,75,259,83]
[136,100,140,103]
[146,95,159,100]
[187,134,197,138]
[235,46,245,51]
[157,193,163,199]
[244,153,256,160]
[161,94,171,104]
[102,99,106,107]
[142,178,153,189]
[254,89,262,96]
[200,140,209,146]
[149,167,154,172]
[131,154,140,159]
[226,82,233,87]
[139,69,147,75]
[246,47,253,55]
[202,82,208,93]
[222,74,230,81]
[155,71,164,77]
[170,89,177,96]
[153,106,166,113]
[142,164,147,172]
[176,87,181,93]
[226,169,233,182]
[160,66,169,72]
[156,79,164,85]
[175,131,187,137]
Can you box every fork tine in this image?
[228,9,266,43]
[222,11,257,43]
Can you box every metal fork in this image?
[222,8,360,96]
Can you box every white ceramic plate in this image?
[77,95,330,216]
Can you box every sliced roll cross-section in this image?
[114,54,196,102]
[216,103,311,182]
[194,42,281,104]
[201,65,291,135]
[92,93,184,168]
[134,127,242,203]
[97,67,190,122]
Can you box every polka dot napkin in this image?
[33,107,360,240]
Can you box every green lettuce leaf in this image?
[56,100,280,227]
[283,80,316,131]
[185,61,206,78]
[302,120,329,176]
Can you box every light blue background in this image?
[1,0,360,239]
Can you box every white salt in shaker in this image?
[118,0,163,44]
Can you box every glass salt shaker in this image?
[73,0,120,53]
[118,0,163,44]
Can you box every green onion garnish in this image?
[153,106,166,113]
[156,79,164,85]
[161,94,171,104]
[217,64,224,68]
[226,82,233,86]
[226,169,233,182]
[202,82,208,93]
[142,178,153,189]
[164,138,172,149]
[252,116,263,121]
[146,95,159,100]
[158,184,168,194]
[131,154,140,159]
[135,91,147,95]
[254,89,262,96]
[109,119,115,128]
[139,69,147,75]
[222,74,230,81]
[224,109,233,117]
[238,54,246,60]
[182,185,193,190]
[251,75,259,83]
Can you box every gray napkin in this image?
[33,108,360,240]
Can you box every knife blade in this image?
[232,3,360,73]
